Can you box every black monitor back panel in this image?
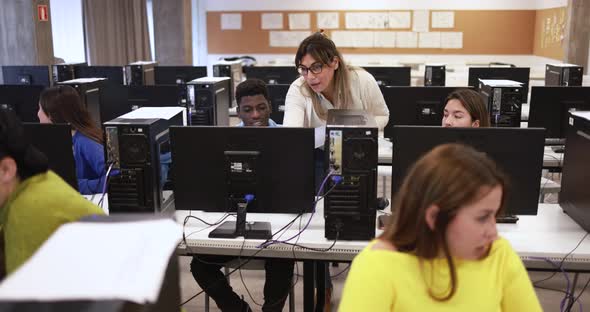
[528,86,590,139]
[391,126,545,216]
[0,85,44,122]
[244,66,299,85]
[363,66,411,86]
[1,66,52,87]
[74,66,126,85]
[381,86,473,139]
[170,126,315,213]
[23,123,78,190]
[154,66,207,85]
[266,84,290,124]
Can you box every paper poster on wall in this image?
[419,32,441,48]
[431,11,454,28]
[289,13,310,30]
[374,32,396,48]
[412,10,429,32]
[346,12,389,29]
[396,32,418,48]
[331,31,374,47]
[317,12,339,29]
[221,13,242,30]
[441,32,462,49]
[261,13,283,29]
[388,12,411,29]
[269,31,310,47]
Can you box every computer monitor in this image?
[126,85,186,109]
[362,66,411,86]
[22,123,78,190]
[1,66,52,87]
[468,67,530,102]
[74,65,126,85]
[266,84,289,124]
[154,66,207,85]
[170,126,315,213]
[0,85,45,122]
[391,126,545,216]
[528,86,590,139]
[381,86,473,139]
[244,66,299,85]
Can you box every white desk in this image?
[177,203,590,270]
[378,138,564,168]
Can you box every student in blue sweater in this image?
[37,85,107,195]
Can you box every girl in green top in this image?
[0,108,103,276]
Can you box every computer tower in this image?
[424,64,445,86]
[478,79,523,127]
[213,60,243,107]
[560,111,590,231]
[52,62,87,84]
[324,110,378,240]
[545,64,583,87]
[125,61,157,86]
[186,77,230,126]
[58,78,107,126]
[104,107,185,213]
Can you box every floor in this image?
[178,169,588,311]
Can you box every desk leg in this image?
[315,262,326,312]
[304,261,315,312]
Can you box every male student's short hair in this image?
[235,79,270,107]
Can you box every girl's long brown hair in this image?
[445,89,491,127]
[39,85,104,144]
[295,32,353,120]
[380,143,508,301]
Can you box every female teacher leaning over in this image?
[283,32,389,129]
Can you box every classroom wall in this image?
[533,6,567,61]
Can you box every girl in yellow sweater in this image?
[339,143,542,311]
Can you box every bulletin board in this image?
[207,10,537,55]
[533,7,566,60]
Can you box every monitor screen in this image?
[1,66,52,87]
[74,66,126,85]
[528,86,590,139]
[244,66,299,85]
[468,67,530,102]
[362,66,411,86]
[154,66,207,85]
[0,85,45,122]
[391,126,545,216]
[381,86,473,139]
[170,126,315,213]
[22,123,78,190]
[266,84,289,124]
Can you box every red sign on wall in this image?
[37,5,49,22]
